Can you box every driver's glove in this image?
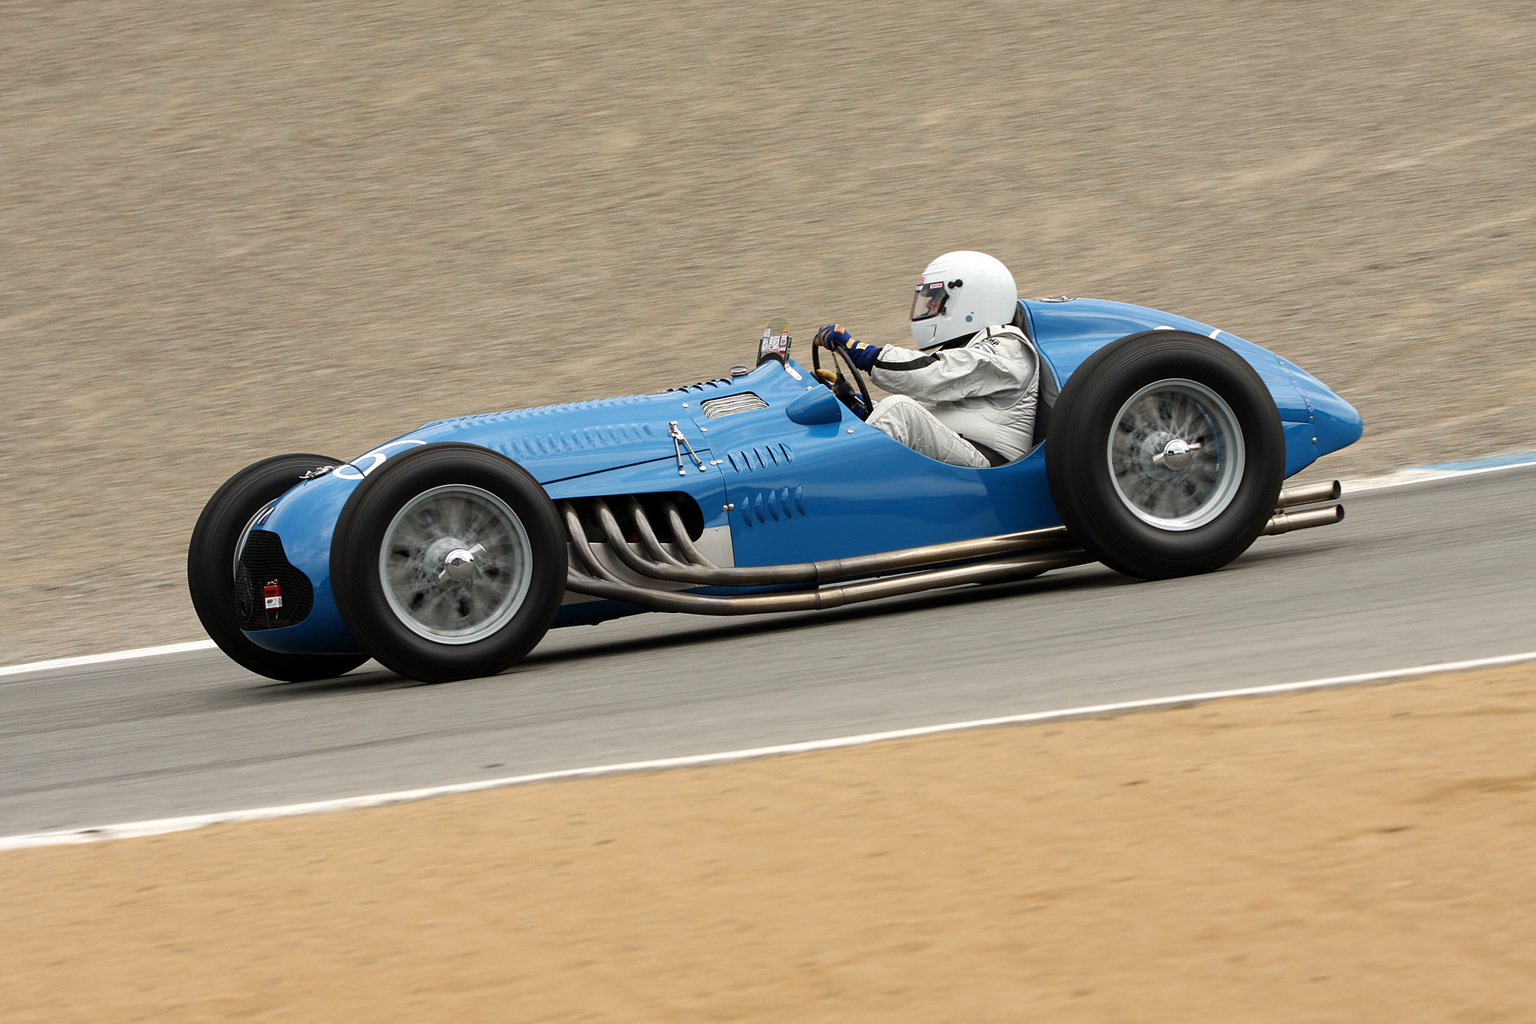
[815,323,880,371]
[814,323,851,348]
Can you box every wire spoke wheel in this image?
[1046,331,1283,579]
[332,443,565,683]
[1108,379,1244,530]
[380,484,535,644]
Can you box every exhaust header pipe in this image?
[562,474,1349,614]
[565,498,1078,589]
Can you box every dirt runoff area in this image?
[4,1,1536,663]
[1,663,1534,1021]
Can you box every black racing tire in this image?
[1045,331,1284,579]
[188,454,371,682]
[330,443,566,684]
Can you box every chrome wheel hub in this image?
[1154,437,1201,470]
[1108,378,1244,531]
[439,544,484,584]
[379,485,534,644]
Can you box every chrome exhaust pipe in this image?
[626,498,688,568]
[570,499,1079,588]
[664,502,719,568]
[1264,479,1345,536]
[1277,480,1341,509]
[563,506,629,584]
[566,548,1091,616]
[1262,504,1344,536]
[563,468,1346,610]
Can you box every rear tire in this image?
[188,454,371,681]
[330,444,566,683]
[1046,331,1284,579]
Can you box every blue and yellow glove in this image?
[813,323,851,348]
[815,323,880,372]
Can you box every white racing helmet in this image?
[909,250,1018,349]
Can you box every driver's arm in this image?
[871,334,1036,403]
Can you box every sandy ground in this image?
[4,1,1536,663]
[3,663,1535,1022]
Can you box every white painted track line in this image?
[4,648,1534,852]
[0,640,217,679]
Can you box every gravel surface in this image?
[4,1,1535,663]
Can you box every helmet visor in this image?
[911,280,949,321]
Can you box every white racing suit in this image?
[867,324,1039,468]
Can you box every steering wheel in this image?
[812,338,874,421]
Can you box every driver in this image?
[815,250,1039,468]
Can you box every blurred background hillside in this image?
[3,1,1534,661]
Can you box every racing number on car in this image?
[332,439,427,481]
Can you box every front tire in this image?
[1046,331,1284,579]
[330,444,566,683]
[188,454,371,681]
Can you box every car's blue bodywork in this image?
[244,297,1362,656]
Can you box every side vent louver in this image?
[725,443,794,473]
[735,486,807,526]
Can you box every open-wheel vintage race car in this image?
[188,296,1362,683]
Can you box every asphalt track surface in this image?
[3,466,1534,837]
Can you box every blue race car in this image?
[188,296,1362,683]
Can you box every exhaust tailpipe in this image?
[1277,479,1341,509]
[1263,505,1344,536]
